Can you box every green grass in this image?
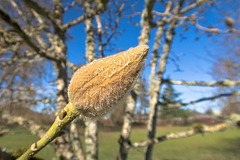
[99,126,240,160]
[128,127,240,160]
[0,125,239,160]
[0,125,55,159]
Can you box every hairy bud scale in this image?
[68,45,149,119]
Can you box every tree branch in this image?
[0,56,44,69]
[2,113,46,138]
[67,60,78,72]
[22,0,53,22]
[180,0,209,14]
[63,14,86,30]
[163,79,240,87]
[0,8,58,62]
[159,91,240,108]
[64,0,78,12]
[130,123,226,149]
[152,0,209,28]
[194,21,240,34]
[63,0,108,30]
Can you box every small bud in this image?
[30,143,38,151]
[211,28,219,34]
[58,110,67,120]
[225,17,234,28]
[68,45,149,119]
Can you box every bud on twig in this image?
[68,45,149,119]
[225,17,234,28]
[17,45,149,160]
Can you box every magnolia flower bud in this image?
[225,17,234,28]
[68,45,149,119]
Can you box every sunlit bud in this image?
[225,17,234,28]
[68,45,149,119]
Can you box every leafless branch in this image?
[22,0,54,22]
[130,123,226,149]
[0,8,58,61]
[163,79,240,87]
[0,58,42,68]
[96,15,104,57]
[9,0,24,17]
[64,0,78,12]
[180,0,209,14]
[152,0,209,28]
[159,91,240,108]
[194,21,240,34]
[63,14,86,30]
[2,113,46,138]
[63,0,108,30]
[67,60,79,72]
[102,2,125,47]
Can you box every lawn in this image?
[0,125,239,160]
[0,126,55,159]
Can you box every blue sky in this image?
[61,1,235,113]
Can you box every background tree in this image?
[159,82,190,120]
[207,0,240,115]
[0,0,108,159]
[0,0,240,160]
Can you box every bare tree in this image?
[0,0,107,159]
[1,0,240,160]
[118,0,240,160]
[210,0,240,115]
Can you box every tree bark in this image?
[84,1,98,160]
[117,1,155,159]
[70,120,85,160]
[52,1,76,159]
[117,91,137,160]
[145,1,184,159]
[54,61,76,159]
[85,121,98,160]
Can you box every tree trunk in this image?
[53,41,77,160]
[84,1,98,160]
[117,92,137,160]
[52,1,77,159]
[53,59,77,159]
[85,121,98,160]
[145,1,184,159]
[117,1,155,159]
[145,26,164,160]
[70,120,85,160]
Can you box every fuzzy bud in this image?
[225,17,234,28]
[68,45,149,119]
